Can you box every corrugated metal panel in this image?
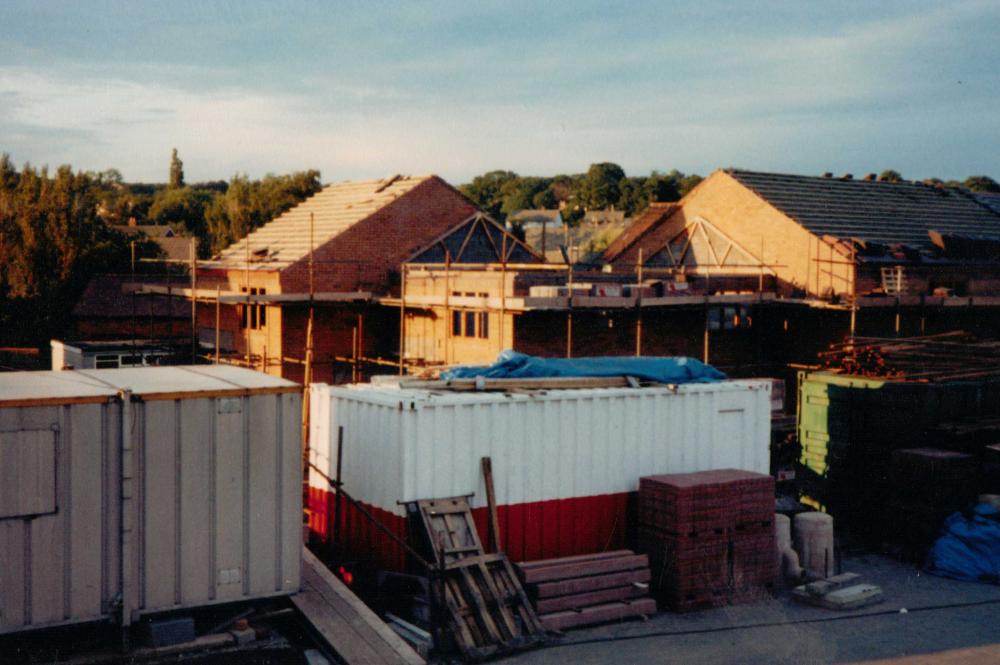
[0,367,302,635]
[309,381,770,565]
[0,429,57,519]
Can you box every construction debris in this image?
[792,573,884,610]
[515,551,656,631]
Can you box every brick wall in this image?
[280,177,478,294]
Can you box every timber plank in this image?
[516,550,634,573]
[293,549,424,665]
[292,586,386,665]
[520,554,649,583]
[535,585,648,614]
[539,598,657,632]
[303,552,421,663]
[533,568,651,599]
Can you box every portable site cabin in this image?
[0,366,302,635]
[307,379,772,571]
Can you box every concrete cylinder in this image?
[775,513,802,583]
[793,511,834,579]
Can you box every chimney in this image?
[863,173,876,182]
[841,173,854,180]
[822,172,833,178]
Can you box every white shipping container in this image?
[0,366,302,635]
[308,379,771,563]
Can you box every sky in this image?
[1,1,998,185]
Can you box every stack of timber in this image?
[515,551,656,631]
[819,332,1000,382]
[886,448,979,558]
[638,470,776,611]
[406,496,546,661]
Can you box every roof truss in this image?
[645,216,772,272]
[408,213,544,264]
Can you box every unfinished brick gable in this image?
[608,171,848,297]
[280,176,478,294]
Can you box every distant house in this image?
[507,209,563,229]
[112,223,194,262]
[583,209,627,225]
[71,274,188,340]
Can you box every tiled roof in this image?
[509,209,562,224]
[111,224,177,239]
[728,170,1000,248]
[211,175,432,269]
[601,202,677,262]
[973,192,1000,216]
[112,224,192,262]
[73,274,188,319]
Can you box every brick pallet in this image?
[639,469,776,612]
[515,550,656,631]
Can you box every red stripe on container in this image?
[308,489,637,571]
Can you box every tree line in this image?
[0,149,322,346]
[100,149,323,256]
[459,163,704,225]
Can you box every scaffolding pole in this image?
[190,238,197,362]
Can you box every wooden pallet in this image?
[407,496,546,661]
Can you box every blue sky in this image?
[1,1,998,184]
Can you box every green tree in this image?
[617,177,645,216]
[168,148,184,189]
[149,186,213,236]
[0,158,138,344]
[580,162,626,210]
[964,175,1000,193]
[500,176,549,217]
[204,170,322,254]
[643,173,681,202]
[676,172,703,197]
[459,170,519,220]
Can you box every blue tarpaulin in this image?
[927,504,1000,584]
[440,350,727,384]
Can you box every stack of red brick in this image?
[638,469,776,612]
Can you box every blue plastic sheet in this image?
[440,350,727,384]
[926,504,1000,584]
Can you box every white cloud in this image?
[0,0,997,184]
